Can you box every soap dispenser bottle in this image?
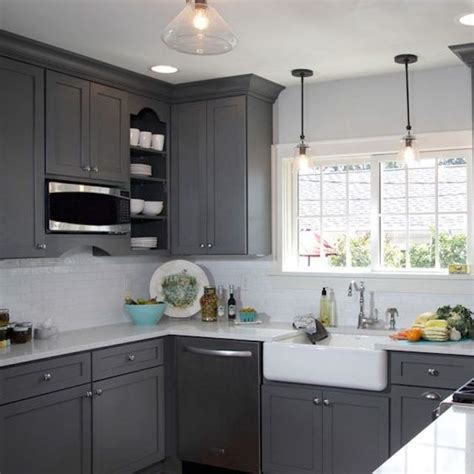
[319,287,330,326]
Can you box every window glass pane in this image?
[408,166,435,213]
[323,199,346,216]
[322,167,346,198]
[298,170,321,217]
[438,157,467,213]
[382,215,407,268]
[409,214,435,268]
[438,214,467,267]
[382,162,406,214]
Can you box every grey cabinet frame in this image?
[0,57,46,258]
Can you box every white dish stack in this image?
[130,128,165,151]
[130,163,152,176]
[131,237,158,250]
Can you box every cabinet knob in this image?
[422,391,440,400]
[199,243,205,248]
[43,373,52,381]
[313,398,321,406]
[36,243,46,250]
[323,399,330,406]
[428,368,439,377]
[207,243,213,248]
[95,389,103,397]
[91,165,99,173]
[82,165,91,172]
[85,391,93,398]
[128,354,135,362]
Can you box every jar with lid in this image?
[0,327,8,348]
[0,308,9,327]
[12,325,29,344]
[17,322,33,342]
[200,286,218,322]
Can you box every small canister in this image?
[18,322,33,342]
[200,286,218,322]
[0,327,8,348]
[0,309,9,327]
[12,325,29,344]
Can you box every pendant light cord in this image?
[405,61,411,132]
[300,74,305,141]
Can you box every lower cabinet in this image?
[262,384,389,474]
[390,385,452,454]
[0,384,92,474]
[92,367,165,474]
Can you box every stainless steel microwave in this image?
[47,181,131,234]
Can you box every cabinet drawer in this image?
[391,352,474,389]
[92,338,163,381]
[0,353,91,405]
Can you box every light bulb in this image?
[298,153,309,171]
[193,8,210,30]
[398,134,420,165]
[403,145,416,164]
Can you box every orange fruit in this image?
[406,328,422,342]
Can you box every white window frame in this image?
[272,130,474,294]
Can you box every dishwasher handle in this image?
[183,346,253,358]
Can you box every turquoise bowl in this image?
[125,303,167,326]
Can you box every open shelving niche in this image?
[130,107,169,254]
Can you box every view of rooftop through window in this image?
[295,152,469,272]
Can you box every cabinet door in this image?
[206,96,247,254]
[90,83,129,183]
[0,57,46,258]
[262,385,323,474]
[46,71,90,178]
[0,384,92,474]
[322,391,389,474]
[390,385,451,454]
[177,337,260,473]
[171,102,208,254]
[92,367,165,474]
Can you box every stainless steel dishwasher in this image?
[176,336,261,473]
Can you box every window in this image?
[281,147,472,274]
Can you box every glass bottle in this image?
[200,286,218,322]
[217,285,226,320]
[228,285,236,321]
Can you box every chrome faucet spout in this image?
[347,280,377,329]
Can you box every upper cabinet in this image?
[171,77,283,256]
[46,71,129,184]
[0,58,46,258]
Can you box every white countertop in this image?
[0,318,299,367]
[374,339,474,356]
[374,405,474,474]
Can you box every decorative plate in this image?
[149,260,209,318]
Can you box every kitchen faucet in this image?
[348,280,378,329]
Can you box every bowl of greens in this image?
[124,297,167,326]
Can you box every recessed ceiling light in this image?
[459,13,474,26]
[150,65,179,74]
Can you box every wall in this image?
[274,65,472,144]
[0,250,164,331]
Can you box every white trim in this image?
[272,130,474,293]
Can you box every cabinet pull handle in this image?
[36,243,46,250]
[323,399,330,406]
[85,391,93,398]
[91,165,99,173]
[82,165,91,172]
[428,368,439,376]
[184,346,252,358]
[210,447,225,456]
[422,391,440,400]
[199,243,205,248]
[95,389,103,396]
[313,398,321,406]
[43,373,52,381]
[128,354,135,361]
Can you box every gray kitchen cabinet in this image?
[262,383,389,474]
[90,83,129,183]
[0,384,92,474]
[390,384,451,454]
[262,385,323,474]
[171,101,208,255]
[92,366,165,474]
[46,70,90,178]
[322,390,389,474]
[46,70,128,184]
[176,337,261,473]
[171,95,274,256]
[0,57,46,258]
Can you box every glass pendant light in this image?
[162,0,237,55]
[395,54,420,165]
[292,69,314,171]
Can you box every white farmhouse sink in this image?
[264,332,388,391]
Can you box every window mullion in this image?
[346,167,351,268]
[370,156,380,270]
[405,164,410,269]
[434,159,440,269]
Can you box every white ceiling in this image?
[0,0,473,85]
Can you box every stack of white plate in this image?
[131,237,158,249]
[130,164,152,176]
